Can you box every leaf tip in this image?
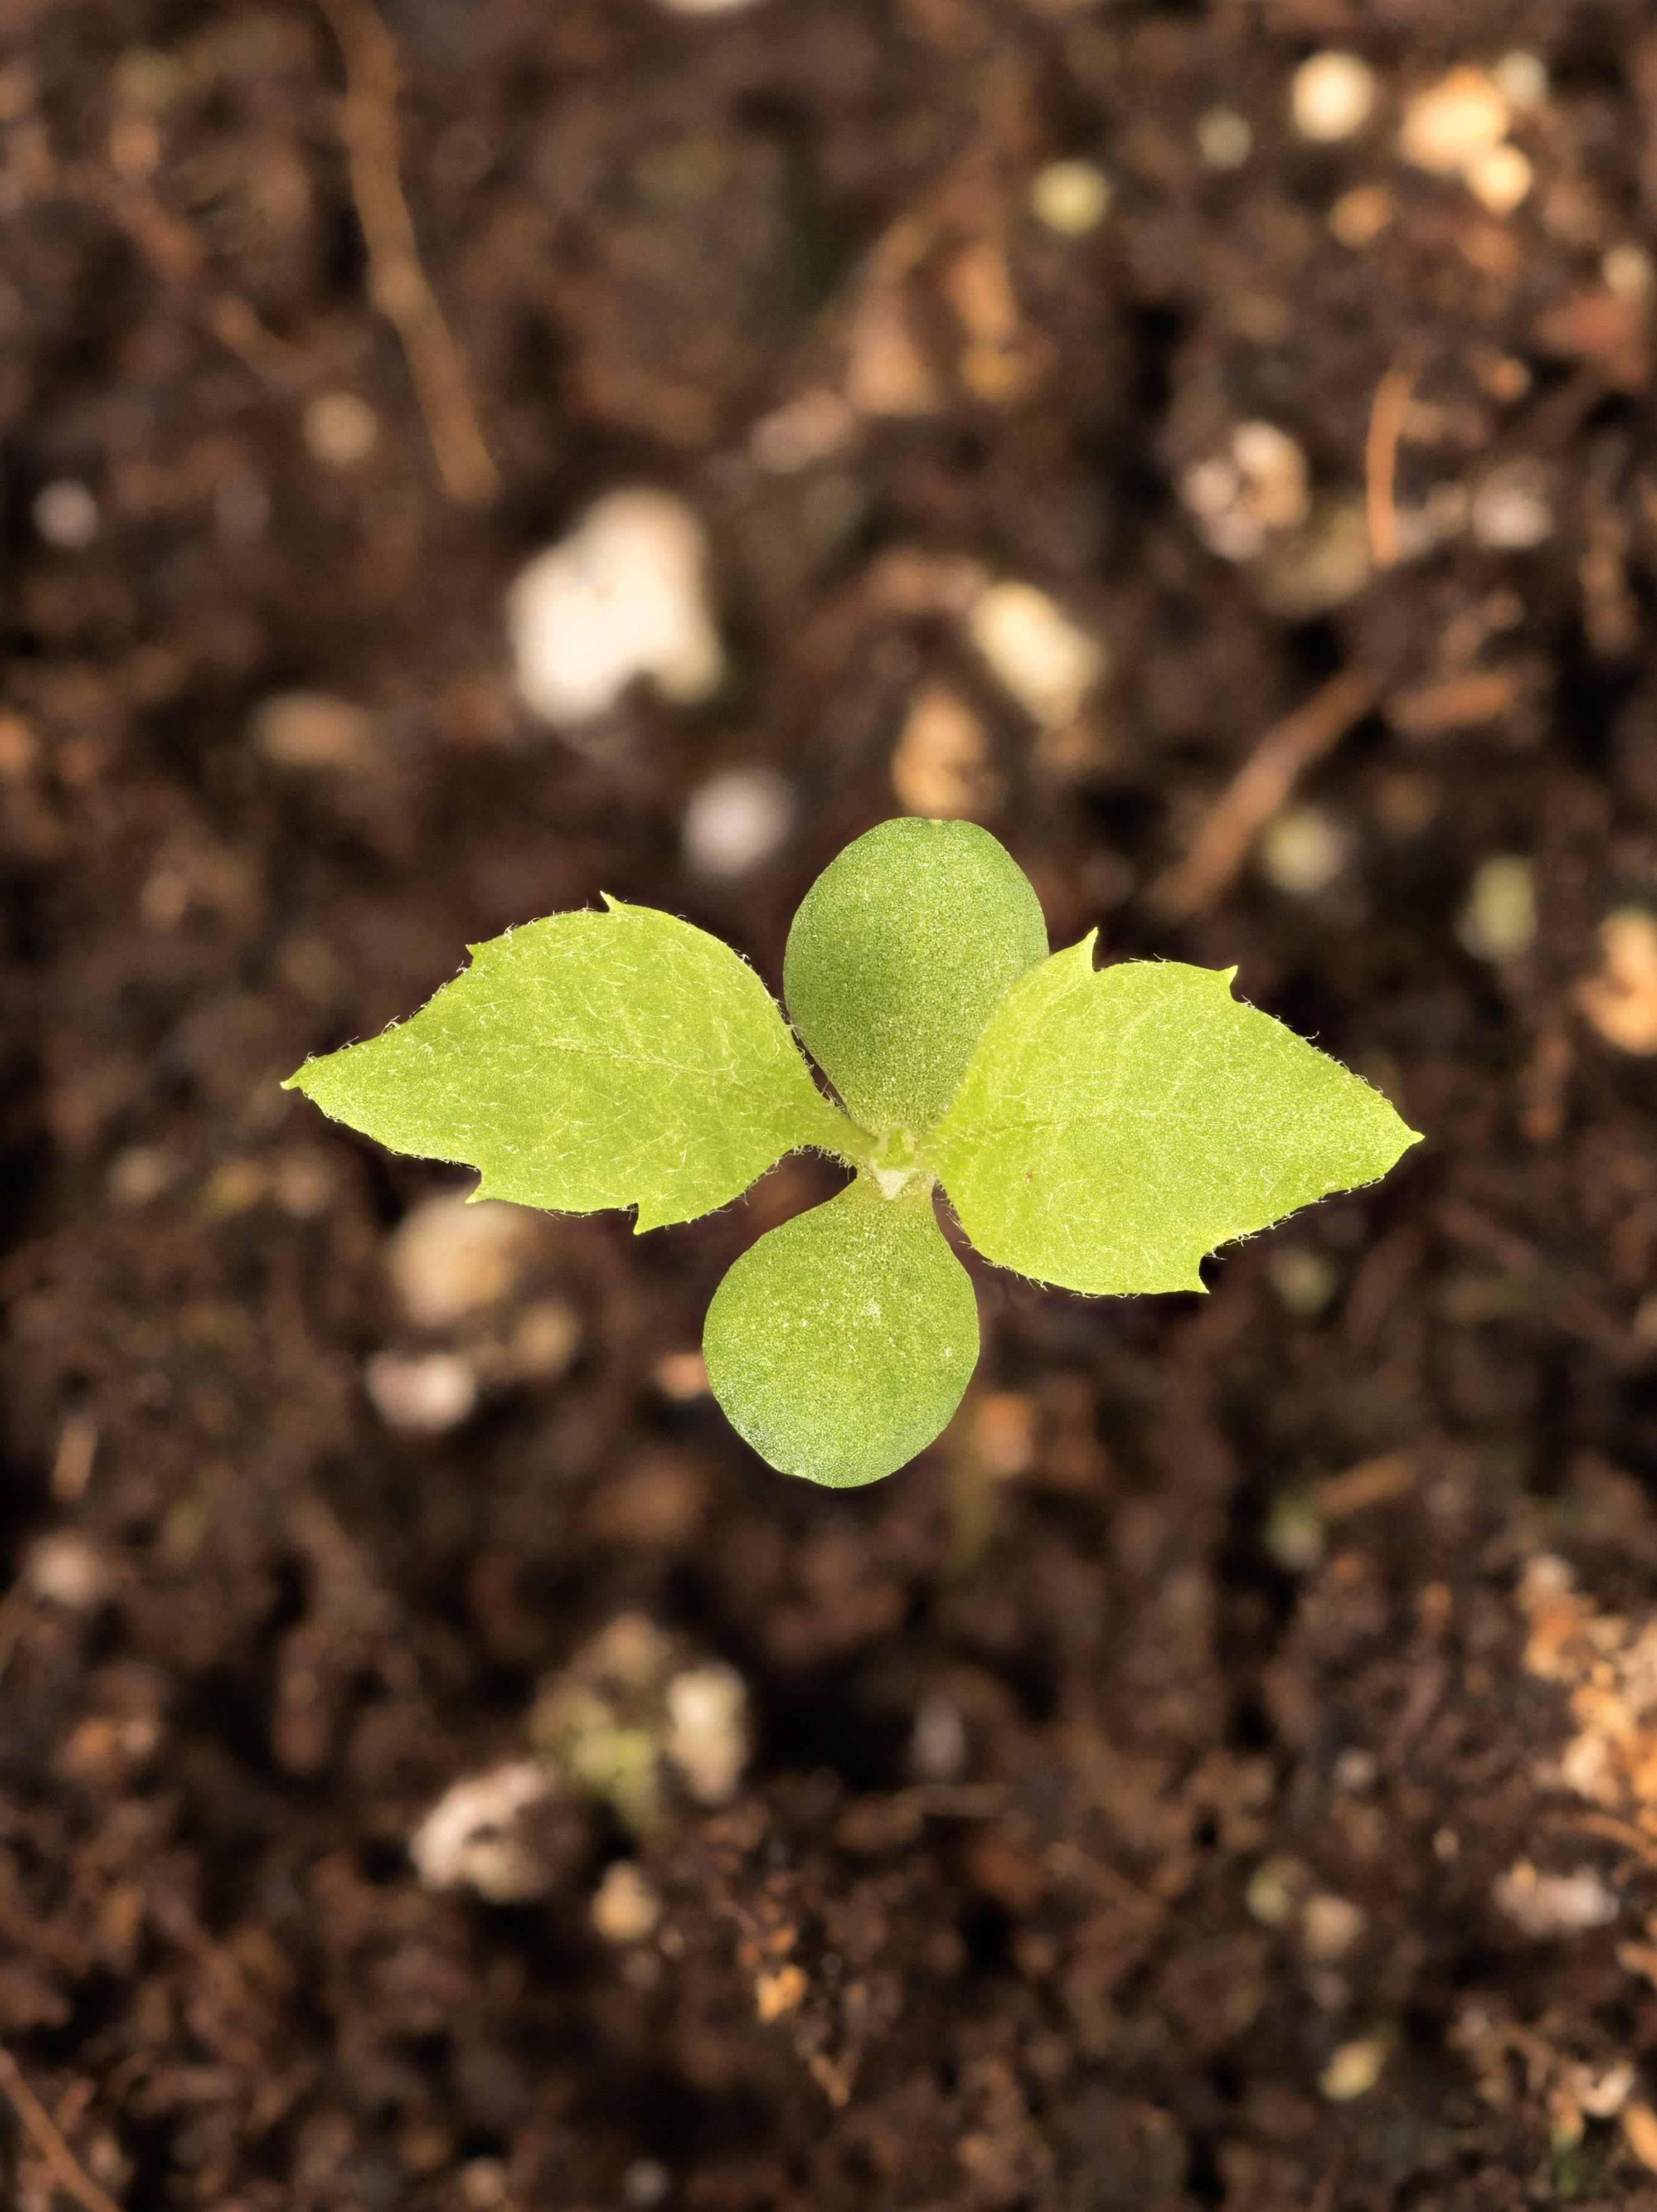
[632,1197,685,1234]
[282,1059,319,1095]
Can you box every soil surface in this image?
[7,2,1657,2208]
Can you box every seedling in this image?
[286,819,1419,1486]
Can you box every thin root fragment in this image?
[1365,355,1416,569]
[313,0,499,506]
[0,2043,125,2212]
[1148,668,1380,923]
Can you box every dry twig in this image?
[202,295,314,386]
[0,2043,124,2212]
[1365,357,1416,569]
[313,0,498,505]
[81,170,306,387]
[1147,668,1381,923]
[1570,1809,1657,1868]
[1312,1449,1419,1520]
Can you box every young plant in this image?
[286,819,1418,1486]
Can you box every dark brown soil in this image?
[8,2,1657,2207]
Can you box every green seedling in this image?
[286,819,1418,1486]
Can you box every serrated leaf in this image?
[703,1178,979,1486]
[285,900,852,1230]
[932,943,1419,1295]
[783,818,1048,1135]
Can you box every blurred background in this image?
[6,1,1657,2205]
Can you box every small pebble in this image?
[585,1458,705,1547]
[1182,421,1310,562]
[1491,50,1548,110]
[364,1349,478,1433]
[33,479,99,549]
[911,1694,969,1783]
[1264,1493,1323,1574]
[891,685,997,819]
[1577,908,1657,1054]
[410,1761,557,1902]
[270,1148,336,1220]
[1029,159,1112,235]
[1291,53,1375,144]
[507,489,723,728]
[199,1158,266,1215]
[1328,185,1394,249]
[664,1663,748,1805]
[1465,142,1531,215]
[1471,463,1552,549]
[0,711,37,777]
[303,390,379,467]
[1197,107,1252,169]
[107,1145,180,1207]
[653,1350,709,1400]
[974,1390,1037,1478]
[1478,358,1531,404]
[1267,1247,1339,1318]
[591,1861,662,1943]
[387,1193,538,1330]
[1247,1855,1310,1928]
[1457,856,1536,963]
[1332,1747,1377,1791]
[1603,244,1656,301]
[458,2159,510,2211]
[1303,1894,1367,1961]
[1321,2036,1387,2100]
[1580,2063,1636,2120]
[1493,1858,1618,1937]
[1399,67,1509,175]
[141,865,191,930]
[249,691,379,771]
[1233,421,1310,522]
[1258,806,1347,896]
[755,1963,808,2020]
[968,581,1105,728]
[505,1300,581,1379]
[683,766,792,877]
[61,1712,160,1781]
[25,1533,110,1610]
[623,2159,672,2209]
